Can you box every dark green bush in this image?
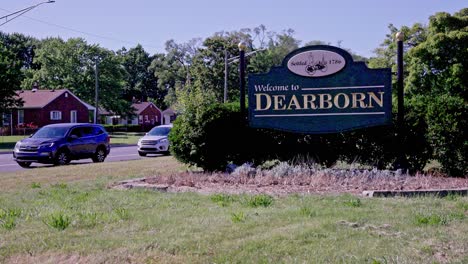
[169,102,434,173]
[169,103,247,171]
[424,95,467,176]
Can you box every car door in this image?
[79,126,96,155]
[68,127,85,157]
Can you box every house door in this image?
[70,110,77,123]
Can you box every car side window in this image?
[92,126,104,135]
[80,127,93,137]
[69,128,82,138]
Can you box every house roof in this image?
[162,108,176,114]
[15,89,95,110]
[132,102,161,115]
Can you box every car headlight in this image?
[158,138,168,144]
[14,142,21,150]
[39,142,54,148]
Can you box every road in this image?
[0,145,156,173]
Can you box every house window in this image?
[50,111,62,120]
[70,110,77,123]
[138,115,143,124]
[18,110,24,124]
[2,113,10,126]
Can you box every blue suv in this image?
[13,123,111,168]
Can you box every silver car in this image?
[137,124,172,156]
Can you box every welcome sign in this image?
[248,45,392,133]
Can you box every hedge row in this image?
[169,103,437,174]
[102,124,153,133]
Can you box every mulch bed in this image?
[110,170,468,196]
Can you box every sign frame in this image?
[248,45,392,134]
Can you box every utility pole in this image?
[94,59,99,124]
[225,48,266,104]
[238,42,246,119]
[224,50,228,103]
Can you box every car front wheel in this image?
[55,150,70,166]
[17,161,32,168]
[92,147,107,163]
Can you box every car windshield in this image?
[31,127,69,138]
[148,127,171,136]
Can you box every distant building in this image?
[4,89,95,134]
[162,108,177,125]
[100,102,163,127]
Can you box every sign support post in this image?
[395,32,407,170]
[396,32,404,128]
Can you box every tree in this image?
[118,45,163,106]
[0,32,40,115]
[149,39,201,108]
[23,37,131,116]
[367,23,427,70]
[406,8,468,175]
[249,29,300,74]
[0,39,23,114]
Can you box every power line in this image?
[0,7,164,51]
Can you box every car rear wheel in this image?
[55,150,70,166]
[17,161,32,168]
[92,147,107,163]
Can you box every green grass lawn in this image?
[0,158,466,263]
[0,135,27,152]
[108,132,144,146]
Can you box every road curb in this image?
[0,144,137,155]
[363,189,468,197]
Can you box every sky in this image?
[0,0,466,58]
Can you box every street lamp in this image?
[224,47,266,103]
[0,1,55,27]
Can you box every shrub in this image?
[231,212,246,223]
[170,102,249,171]
[102,124,143,133]
[114,207,131,220]
[45,212,71,230]
[31,182,41,189]
[210,194,235,207]
[169,101,435,173]
[171,102,345,171]
[246,194,274,208]
[343,198,362,208]
[414,213,447,226]
[299,207,316,218]
[1,217,16,230]
[424,95,467,176]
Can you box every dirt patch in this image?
[5,249,186,264]
[110,169,468,196]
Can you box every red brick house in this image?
[130,102,162,126]
[8,89,95,133]
[100,102,162,127]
